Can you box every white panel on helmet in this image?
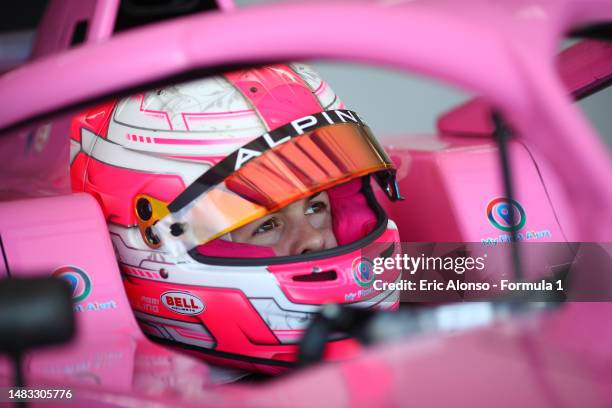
[82,128,209,185]
[105,75,269,157]
[113,76,262,131]
[291,62,342,110]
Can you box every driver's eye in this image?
[253,217,281,236]
[305,201,327,215]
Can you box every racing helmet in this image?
[70,63,402,372]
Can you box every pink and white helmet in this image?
[70,63,402,372]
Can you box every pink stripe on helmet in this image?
[224,64,322,130]
[137,94,173,130]
[159,154,225,165]
[174,327,214,342]
[314,81,327,95]
[153,136,253,145]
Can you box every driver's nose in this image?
[290,223,326,255]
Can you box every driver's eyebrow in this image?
[309,192,322,200]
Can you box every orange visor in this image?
[154,110,400,255]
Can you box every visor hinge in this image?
[385,178,404,201]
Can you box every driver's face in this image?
[230,191,338,257]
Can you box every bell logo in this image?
[161,291,205,315]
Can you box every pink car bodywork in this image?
[0,0,611,406]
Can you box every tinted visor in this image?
[155,111,399,255]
